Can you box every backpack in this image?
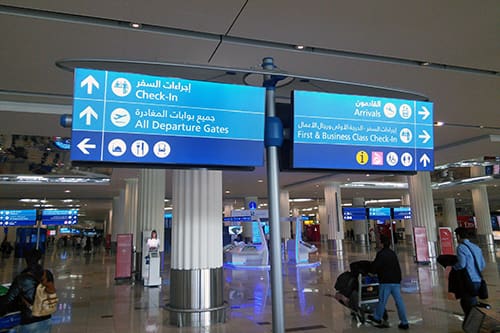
[24,269,58,317]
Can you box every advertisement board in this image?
[413,226,430,263]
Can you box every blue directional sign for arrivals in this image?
[0,209,37,226]
[292,90,434,172]
[71,68,266,167]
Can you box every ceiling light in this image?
[225,190,231,194]
[295,45,305,50]
[434,121,445,126]
[129,22,142,29]
[365,198,401,204]
[289,198,314,202]
[420,62,430,66]
[257,179,264,183]
[64,189,71,193]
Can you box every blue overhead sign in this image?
[70,68,266,167]
[0,209,37,226]
[41,209,79,225]
[292,90,434,172]
[342,207,367,221]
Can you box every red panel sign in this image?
[438,227,454,255]
[413,226,430,263]
[115,234,133,279]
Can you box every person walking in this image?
[452,227,486,321]
[368,234,409,330]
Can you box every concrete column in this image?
[324,182,344,253]
[407,172,438,259]
[279,190,291,239]
[168,169,226,326]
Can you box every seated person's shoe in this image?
[398,323,409,330]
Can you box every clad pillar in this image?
[111,190,125,246]
[136,169,166,281]
[401,194,413,241]
[324,182,344,253]
[223,203,233,218]
[168,169,226,326]
[242,196,258,242]
[124,178,139,240]
[352,197,367,245]
[318,205,327,242]
[407,172,437,259]
[280,190,291,240]
[442,198,458,229]
[470,167,494,251]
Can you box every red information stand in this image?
[438,227,455,255]
[413,227,430,263]
[115,234,133,280]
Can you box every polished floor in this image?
[1,239,499,333]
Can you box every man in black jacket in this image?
[0,248,52,332]
[368,235,409,330]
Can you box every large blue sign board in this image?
[71,68,266,167]
[342,207,367,221]
[392,207,412,220]
[292,90,434,172]
[368,207,391,220]
[41,209,79,225]
[0,209,37,226]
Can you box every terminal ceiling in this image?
[0,1,499,222]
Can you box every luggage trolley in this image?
[357,273,380,322]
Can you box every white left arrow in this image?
[79,106,98,126]
[419,154,431,167]
[418,106,430,120]
[77,138,96,155]
[418,129,431,144]
[80,75,99,94]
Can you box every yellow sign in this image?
[356,151,369,165]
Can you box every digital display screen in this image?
[368,207,391,220]
[0,209,37,226]
[41,209,78,225]
[342,207,367,220]
[393,207,412,220]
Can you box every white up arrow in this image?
[418,129,431,144]
[418,106,430,120]
[80,75,99,94]
[77,138,96,155]
[79,106,98,126]
[419,154,431,167]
